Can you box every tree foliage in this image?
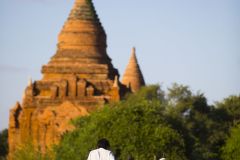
[0,129,8,160]
[54,84,240,160]
[221,124,240,160]
[216,95,240,125]
[163,84,239,159]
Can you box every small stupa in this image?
[122,47,145,92]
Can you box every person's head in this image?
[127,155,134,160]
[97,138,110,149]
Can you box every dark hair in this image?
[97,138,110,149]
[127,155,134,160]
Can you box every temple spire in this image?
[57,0,106,52]
[122,47,145,93]
[42,0,118,80]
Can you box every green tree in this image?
[55,85,187,160]
[165,83,228,160]
[167,83,192,104]
[216,95,240,125]
[221,124,240,160]
[0,129,8,160]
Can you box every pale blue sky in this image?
[0,0,239,130]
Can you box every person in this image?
[87,138,115,160]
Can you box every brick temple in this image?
[8,0,145,157]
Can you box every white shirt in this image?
[87,148,115,160]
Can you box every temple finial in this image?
[131,47,137,60]
[28,77,32,87]
[132,47,136,54]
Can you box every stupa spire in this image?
[41,0,118,80]
[122,47,145,92]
